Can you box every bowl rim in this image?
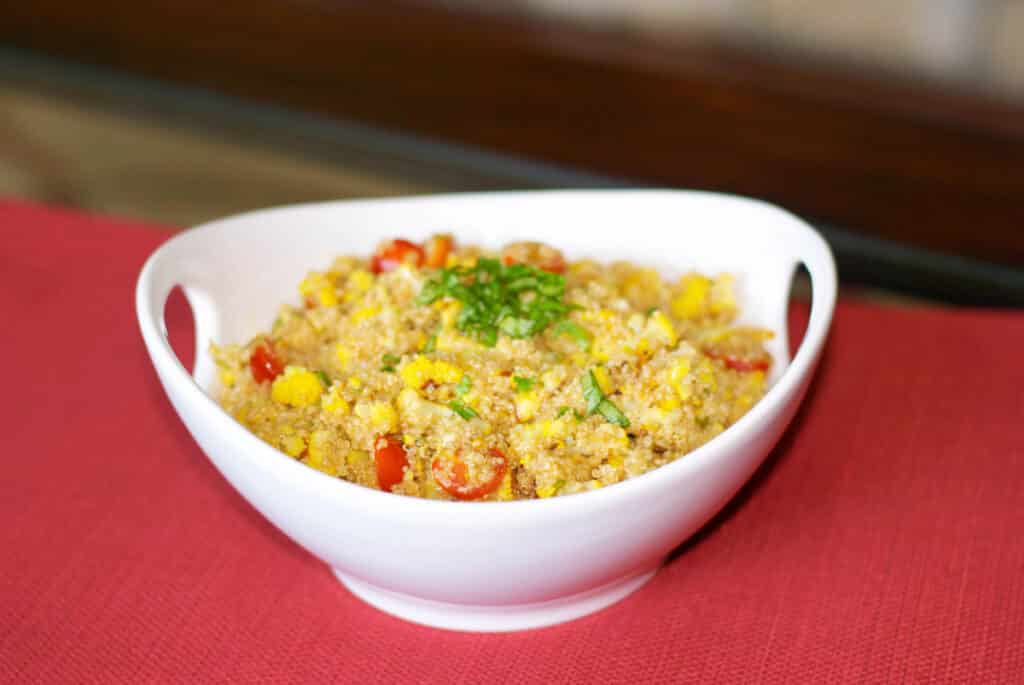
[137,188,837,521]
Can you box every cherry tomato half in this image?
[432,448,508,501]
[423,233,455,269]
[373,434,409,492]
[249,341,285,383]
[702,348,771,373]
[370,239,424,274]
[500,241,566,274]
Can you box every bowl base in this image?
[333,566,659,632]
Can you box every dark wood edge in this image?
[4,0,1023,264]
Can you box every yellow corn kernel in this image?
[514,389,540,422]
[218,368,236,388]
[299,272,338,307]
[347,376,363,390]
[399,355,463,390]
[431,360,463,384]
[672,274,710,319]
[536,484,558,499]
[708,274,737,315]
[497,471,514,501]
[607,455,623,469]
[347,450,370,467]
[271,366,325,407]
[592,366,612,395]
[280,433,307,458]
[590,336,612,363]
[650,311,678,346]
[399,356,434,389]
[350,306,380,324]
[440,302,461,329]
[698,360,717,392]
[335,344,352,369]
[306,430,334,473]
[657,397,681,411]
[669,358,692,401]
[347,269,374,293]
[321,386,350,415]
[373,403,398,431]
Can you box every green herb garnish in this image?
[513,375,535,392]
[580,369,630,428]
[448,400,478,420]
[581,370,605,415]
[555,320,592,351]
[454,374,472,396]
[381,353,400,373]
[422,333,437,354]
[596,399,630,428]
[315,370,331,387]
[416,258,576,347]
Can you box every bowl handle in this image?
[135,246,221,391]
[786,222,838,385]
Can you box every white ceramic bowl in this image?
[136,190,836,632]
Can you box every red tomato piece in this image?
[370,239,424,274]
[374,434,409,492]
[432,448,508,501]
[703,348,771,373]
[423,234,455,268]
[500,241,566,274]
[249,341,285,383]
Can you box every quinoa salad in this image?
[211,235,773,501]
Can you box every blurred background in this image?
[2,1,1022,304]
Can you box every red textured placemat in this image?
[2,199,1022,684]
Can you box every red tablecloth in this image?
[2,200,1022,683]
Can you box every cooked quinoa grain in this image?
[211,236,773,501]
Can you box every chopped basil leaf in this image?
[380,366,395,373]
[382,353,401,365]
[314,370,331,387]
[513,376,535,392]
[596,399,630,428]
[556,406,571,418]
[645,306,658,316]
[422,333,437,353]
[555,320,592,351]
[454,374,472,396]
[581,369,629,427]
[416,258,575,346]
[581,370,605,415]
[448,400,478,420]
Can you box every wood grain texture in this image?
[4,0,1023,264]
